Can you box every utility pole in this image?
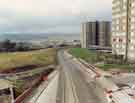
[10,87,15,103]
[125,0,129,62]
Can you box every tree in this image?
[2,39,16,51]
[16,42,30,51]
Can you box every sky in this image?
[0,0,112,34]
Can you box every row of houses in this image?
[81,0,135,61]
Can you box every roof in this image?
[0,79,13,90]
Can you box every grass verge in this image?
[69,48,135,72]
[69,48,99,63]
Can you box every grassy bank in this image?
[69,48,135,72]
[97,64,135,71]
[69,48,99,63]
[0,48,57,72]
[0,48,57,98]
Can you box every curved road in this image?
[56,51,107,103]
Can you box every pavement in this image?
[56,50,107,103]
[23,70,59,103]
[110,73,135,86]
[35,72,59,103]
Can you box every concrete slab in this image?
[35,72,59,103]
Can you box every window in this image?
[129,39,131,43]
[119,38,123,42]
[113,38,116,42]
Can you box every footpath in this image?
[23,70,59,103]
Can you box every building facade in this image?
[98,21,111,47]
[112,0,135,61]
[81,22,97,48]
[81,21,111,48]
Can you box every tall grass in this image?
[0,48,56,72]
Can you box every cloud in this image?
[0,0,112,16]
[0,0,112,33]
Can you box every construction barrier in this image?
[15,87,32,103]
[78,58,101,77]
[43,76,48,81]
[15,75,46,103]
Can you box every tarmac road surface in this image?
[56,50,107,103]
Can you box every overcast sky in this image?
[0,0,112,34]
